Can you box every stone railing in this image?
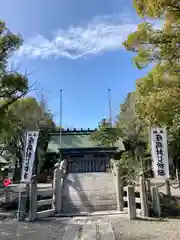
[2,158,162,221]
[109,159,161,220]
[28,160,67,221]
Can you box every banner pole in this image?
[17,131,39,224]
[17,131,27,223]
[59,89,63,162]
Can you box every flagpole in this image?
[108,89,112,127]
[108,88,113,148]
[59,89,63,162]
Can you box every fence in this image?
[111,159,162,220]
[28,162,65,221]
[2,159,180,221]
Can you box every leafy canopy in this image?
[123,0,180,165]
[136,66,180,126]
[91,118,121,146]
[0,96,55,174]
[0,20,28,117]
[124,0,180,75]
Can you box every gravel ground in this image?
[0,217,69,240]
[110,215,180,240]
[1,214,180,239]
[0,216,113,240]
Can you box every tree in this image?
[117,92,137,124]
[0,97,55,180]
[91,118,121,146]
[116,91,146,154]
[122,0,180,175]
[136,66,180,126]
[123,0,180,75]
[0,21,29,119]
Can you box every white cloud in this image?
[14,13,162,60]
[14,13,138,60]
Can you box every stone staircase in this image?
[61,172,117,214]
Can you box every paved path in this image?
[1,214,180,239]
[63,216,114,239]
[0,215,114,240]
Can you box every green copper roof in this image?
[47,131,125,153]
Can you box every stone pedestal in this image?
[139,176,148,217]
[17,184,29,221]
[165,179,171,203]
[127,185,136,220]
[115,168,124,211]
[53,164,63,213]
[4,189,12,203]
[29,178,37,221]
[151,186,161,217]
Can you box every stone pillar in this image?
[175,168,180,191]
[146,179,151,196]
[165,179,171,201]
[116,167,124,211]
[17,184,29,221]
[4,189,12,203]
[127,185,136,220]
[139,175,149,217]
[151,186,161,217]
[29,177,37,221]
[53,163,63,213]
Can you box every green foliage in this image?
[92,0,180,176]
[0,21,22,71]
[92,96,148,179]
[118,152,141,183]
[124,0,180,75]
[168,113,180,166]
[0,20,28,119]
[133,0,180,20]
[122,0,180,170]
[0,97,55,177]
[136,66,180,126]
[91,118,121,146]
[0,97,54,144]
[117,92,146,151]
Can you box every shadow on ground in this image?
[61,173,94,215]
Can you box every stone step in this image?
[77,184,115,187]
[65,175,115,182]
[62,185,116,193]
[62,204,117,213]
[62,173,117,214]
[62,191,116,197]
[62,193,117,201]
[66,173,114,177]
[62,179,115,183]
[62,199,117,206]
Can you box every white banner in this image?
[150,127,169,179]
[21,130,39,183]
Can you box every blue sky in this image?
[0,0,150,129]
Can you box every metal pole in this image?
[108,89,113,147]
[59,89,63,162]
[108,88,112,127]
